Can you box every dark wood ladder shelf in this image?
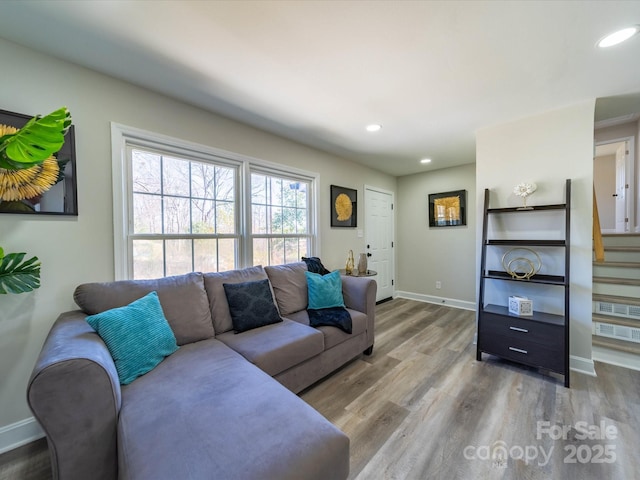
[476,179,571,388]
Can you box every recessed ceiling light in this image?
[420,158,432,164]
[597,26,639,48]
[366,124,382,132]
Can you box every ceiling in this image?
[1,1,639,177]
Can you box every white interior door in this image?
[615,142,628,232]
[365,187,394,301]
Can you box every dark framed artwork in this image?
[428,189,466,227]
[330,185,357,227]
[0,108,77,215]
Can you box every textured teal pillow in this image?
[85,291,179,385]
[305,270,345,309]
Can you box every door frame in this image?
[595,135,636,233]
[364,184,395,301]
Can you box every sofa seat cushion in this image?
[118,339,349,480]
[74,272,213,346]
[286,308,368,350]
[216,319,324,376]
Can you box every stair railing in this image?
[593,187,605,263]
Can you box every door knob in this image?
[367,253,372,257]
[612,194,618,197]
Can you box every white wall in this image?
[476,101,596,374]
[0,38,396,450]
[396,164,476,308]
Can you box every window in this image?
[129,146,239,279]
[251,171,312,266]
[112,124,317,280]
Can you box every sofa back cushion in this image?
[203,265,271,334]
[264,262,308,316]
[74,272,214,346]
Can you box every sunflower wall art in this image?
[330,185,357,227]
[0,108,77,215]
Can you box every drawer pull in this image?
[509,347,528,354]
[509,326,529,333]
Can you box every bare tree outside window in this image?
[130,148,238,279]
[251,173,311,266]
[123,141,316,279]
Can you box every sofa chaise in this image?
[26,262,376,480]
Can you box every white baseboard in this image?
[0,417,44,455]
[593,344,640,372]
[570,355,597,377]
[394,291,476,311]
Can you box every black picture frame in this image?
[428,189,466,227]
[0,108,77,216]
[331,185,357,227]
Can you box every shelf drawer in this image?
[479,312,564,348]
[478,333,565,373]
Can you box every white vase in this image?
[357,253,367,275]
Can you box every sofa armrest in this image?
[27,310,121,480]
[341,275,377,348]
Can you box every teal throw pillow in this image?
[85,291,179,385]
[306,270,345,310]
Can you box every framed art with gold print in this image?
[331,185,357,227]
[428,189,466,227]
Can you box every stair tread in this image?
[593,335,640,355]
[592,276,640,286]
[593,294,640,307]
[593,261,640,268]
[592,313,640,328]
[603,246,640,252]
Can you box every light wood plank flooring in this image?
[300,298,640,480]
[2,298,639,479]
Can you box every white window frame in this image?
[248,165,315,266]
[111,123,319,280]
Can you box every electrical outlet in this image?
[436,281,442,289]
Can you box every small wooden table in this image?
[338,269,377,277]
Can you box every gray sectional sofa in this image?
[27,262,376,480]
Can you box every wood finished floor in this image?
[2,298,640,480]
[301,298,640,480]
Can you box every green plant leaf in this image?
[0,107,72,170]
[0,252,41,294]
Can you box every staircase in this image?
[592,233,640,370]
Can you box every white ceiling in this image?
[1,1,639,176]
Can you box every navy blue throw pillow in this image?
[223,279,282,333]
[307,307,352,334]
